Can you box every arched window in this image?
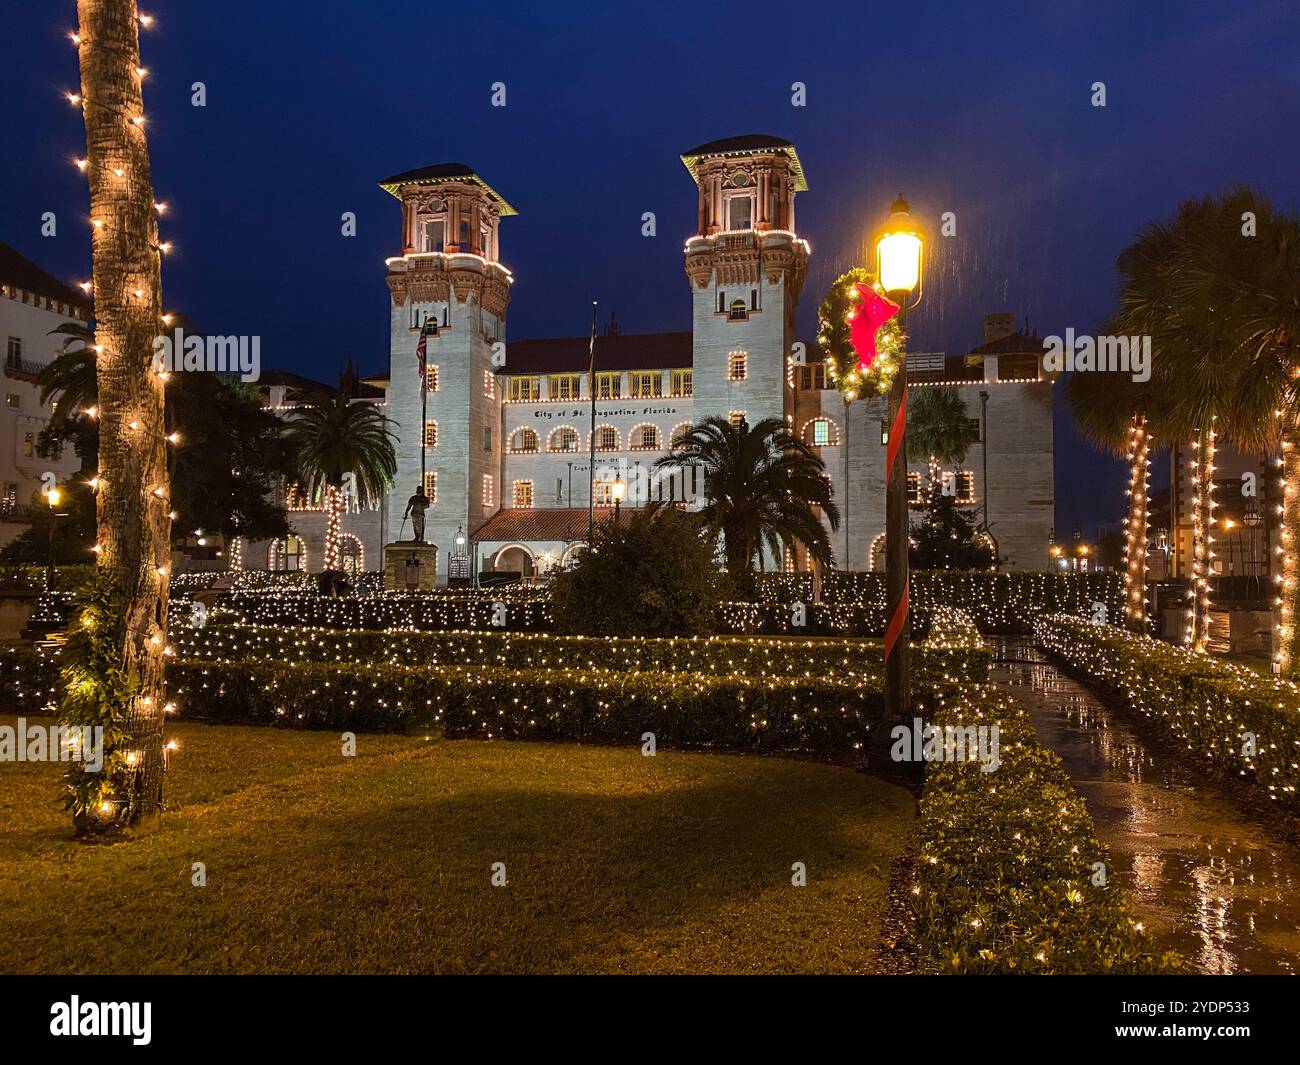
[510,427,539,453]
[803,417,838,447]
[629,423,661,451]
[669,422,693,448]
[593,425,619,452]
[548,426,580,453]
[728,299,749,321]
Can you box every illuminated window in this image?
[630,424,661,451]
[593,425,619,452]
[423,421,438,448]
[548,374,582,401]
[482,475,494,507]
[594,372,620,400]
[908,472,923,507]
[807,418,837,447]
[508,376,541,402]
[425,365,439,392]
[5,393,18,409]
[548,426,580,453]
[728,411,746,429]
[594,480,617,507]
[629,371,662,398]
[483,371,495,398]
[670,369,693,397]
[513,480,534,508]
[954,470,976,504]
[22,432,35,457]
[728,352,748,381]
[270,536,304,572]
[424,471,437,503]
[510,427,539,453]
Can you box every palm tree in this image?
[653,416,839,594]
[1163,190,1300,668]
[1066,344,1170,630]
[64,0,171,833]
[37,323,98,472]
[907,386,970,497]
[283,389,397,570]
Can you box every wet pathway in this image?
[991,639,1300,974]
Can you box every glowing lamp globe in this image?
[46,487,62,508]
[612,480,626,503]
[873,196,925,303]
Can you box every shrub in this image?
[550,508,724,636]
[756,571,1123,634]
[913,684,1174,973]
[171,608,989,686]
[223,589,552,631]
[1036,614,1300,807]
[165,659,884,751]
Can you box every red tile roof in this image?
[0,241,92,310]
[472,507,616,543]
[503,331,693,374]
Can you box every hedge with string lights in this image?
[169,608,990,685]
[913,684,1176,973]
[1037,615,1300,807]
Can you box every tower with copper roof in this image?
[379,163,515,580]
[681,135,810,440]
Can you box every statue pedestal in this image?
[384,542,439,591]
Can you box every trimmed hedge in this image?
[171,608,990,686]
[1037,614,1300,807]
[756,571,1123,634]
[165,659,884,751]
[223,589,553,631]
[913,684,1174,973]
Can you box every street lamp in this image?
[871,196,925,766]
[45,485,63,590]
[612,478,625,524]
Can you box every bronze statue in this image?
[404,484,430,542]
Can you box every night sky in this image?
[4,1,1299,537]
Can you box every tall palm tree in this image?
[654,415,839,594]
[1066,344,1170,630]
[63,0,171,833]
[283,390,397,570]
[1168,190,1300,668]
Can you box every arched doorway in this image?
[492,544,536,578]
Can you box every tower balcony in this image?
[385,251,513,317]
[684,228,810,296]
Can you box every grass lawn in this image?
[0,714,914,974]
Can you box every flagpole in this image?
[587,301,598,543]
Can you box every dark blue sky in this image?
[4,1,1299,537]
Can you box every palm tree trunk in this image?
[323,485,343,570]
[1122,414,1151,630]
[1186,428,1215,651]
[76,0,170,831]
[1277,433,1300,674]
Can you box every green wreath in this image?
[816,267,905,399]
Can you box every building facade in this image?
[375,136,1055,581]
[0,242,89,550]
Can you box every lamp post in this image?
[612,477,625,524]
[45,485,63,590]
[872,197,925,766]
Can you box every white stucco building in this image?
[367,135,1054,581]
[0,242,89,550]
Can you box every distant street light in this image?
[612,478,625,524]
[45,485,63,590]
